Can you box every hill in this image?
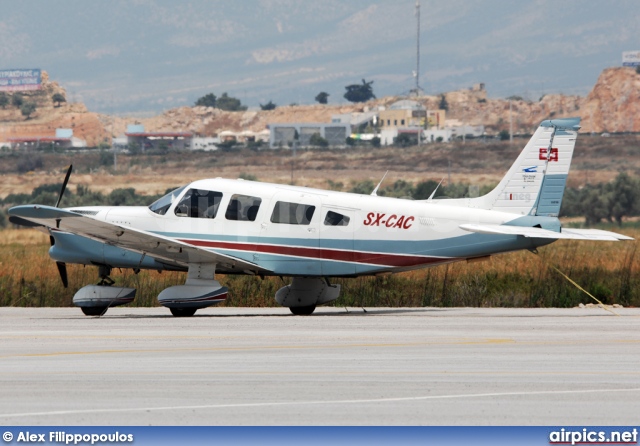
[1,67,638,147]
[0,72,107,146]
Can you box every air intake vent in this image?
[70,210,99,216]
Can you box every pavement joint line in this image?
[3,338,640,359]
[0,338,517,358]
[1,370,640,376]
[1,387,639,419]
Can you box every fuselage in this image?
[54,178,557,277]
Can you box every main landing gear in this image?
[276,277,341,316]
[289,305,317,316]
[169,308,198,317]
[157,263,228,317]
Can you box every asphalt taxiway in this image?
[0,306,639,425]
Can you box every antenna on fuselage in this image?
[427,177,445,201]
[371,171,389,196]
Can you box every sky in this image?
[1,0,638,115]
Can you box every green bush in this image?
[309,133,329,148]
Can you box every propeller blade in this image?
[56,261,68,288]
[55,165,73,208]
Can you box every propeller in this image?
[56,261,69,288]
[51,165,73,288]
[55,164,73,209]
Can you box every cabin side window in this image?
[174,189,223,219]
[324,211,350,226]
[225,194,262,222]
[270,201,315,225]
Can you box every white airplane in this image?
[9,117,632,317]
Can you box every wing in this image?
[459,223,633,241]
[9,205,270,273]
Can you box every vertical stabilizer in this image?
[440,117,581,216]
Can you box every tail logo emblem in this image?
[522,166,538,173]
[539,148,558,162]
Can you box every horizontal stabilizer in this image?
[459,224,632,241]
[560,228,634,241]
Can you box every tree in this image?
[350,180,376,195]
[439,94,449,111]
[195,93,217,108]
[21,102,36,119]
[498,130,510,141]
[636,65,640,75]
[309,133,329,148]
[127,141,141,155]
[52,93,66,107]
[158,141,170,152]
[260,100,277,111]
[343,79,376,103]
[383,180,414,198]
[108,188,137,206]
[609,172,638,225]
[583,189,609,226]
[12,93,23,108]
[413,180,441,200]
[394,133,413,147]
[370,136,381,148]
[0,93,8,109]
[218,140,238,152]
[216,92,247,111]
[315,91,329,104]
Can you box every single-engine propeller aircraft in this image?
[9,117,632,316]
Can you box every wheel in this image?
[170,307,197,317]
[289,305,316,316]
[81,306,108,316]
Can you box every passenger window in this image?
[225,194,262,221]
[270,201,315,225]
[174,189,223,218]
[324,211,350,226]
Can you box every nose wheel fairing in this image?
[73,285,137,315]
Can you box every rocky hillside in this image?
[581,67,640,133]
[0,72,107,146]
[102,66,640,138]
[2,67,639,144]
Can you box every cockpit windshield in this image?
[148,185,187,215]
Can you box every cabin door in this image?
[319,206,356,276]
[259,191,321,275]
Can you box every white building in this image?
[191,137,221,151]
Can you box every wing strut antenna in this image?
[371,171,389,196]
[427,177,445,201]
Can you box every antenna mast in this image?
[412,0,423,97]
